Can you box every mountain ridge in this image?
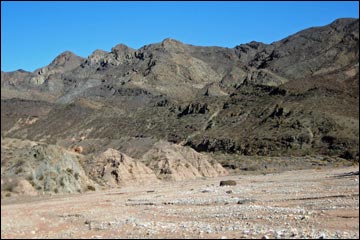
[1,18,359,180]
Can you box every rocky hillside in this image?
[1,18,359,196]
[1,138,96,197]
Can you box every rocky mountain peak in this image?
[86,49,110,65]
[161,38,183,45]
[15,69,30,73]
[111,43,134,52]
[160,38,187,52]
[29,51,84,86]
[329,17,359,30]
[111,44,135,62]
[90,49,109,57]
[49,51,83,68]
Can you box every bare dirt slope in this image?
[1,166,358,239]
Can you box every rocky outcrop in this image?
[141,141,228,181]
[86,148,158,187]
[111,44,136,64]
[177,103,209,117]
[31,51,84,86]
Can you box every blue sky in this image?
[1,1,359,72]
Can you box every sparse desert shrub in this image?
[26,175,34,181]
[3,184,14,192]
[160,168,172,174]
[302,148,313,156]
[1,178,24,192]
[86,145,96,154]
[28,180,36,186]
[15,167,23,174]
[87,185,96,191]
[246,165,259,171]
[339,150,356,160]
[60,178,65,187]
[74,173,79,180]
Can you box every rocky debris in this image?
[219,180,237,186]
[141,141,228,181]
[86,148,159,187]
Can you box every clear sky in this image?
[1,1,359,72]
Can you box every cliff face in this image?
[1,18,359,175]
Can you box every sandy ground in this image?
[1,166,359,239]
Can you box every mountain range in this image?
[1,18,359,196]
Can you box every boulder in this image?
[220,180,237,186]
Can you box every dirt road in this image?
[1,166,359,239]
